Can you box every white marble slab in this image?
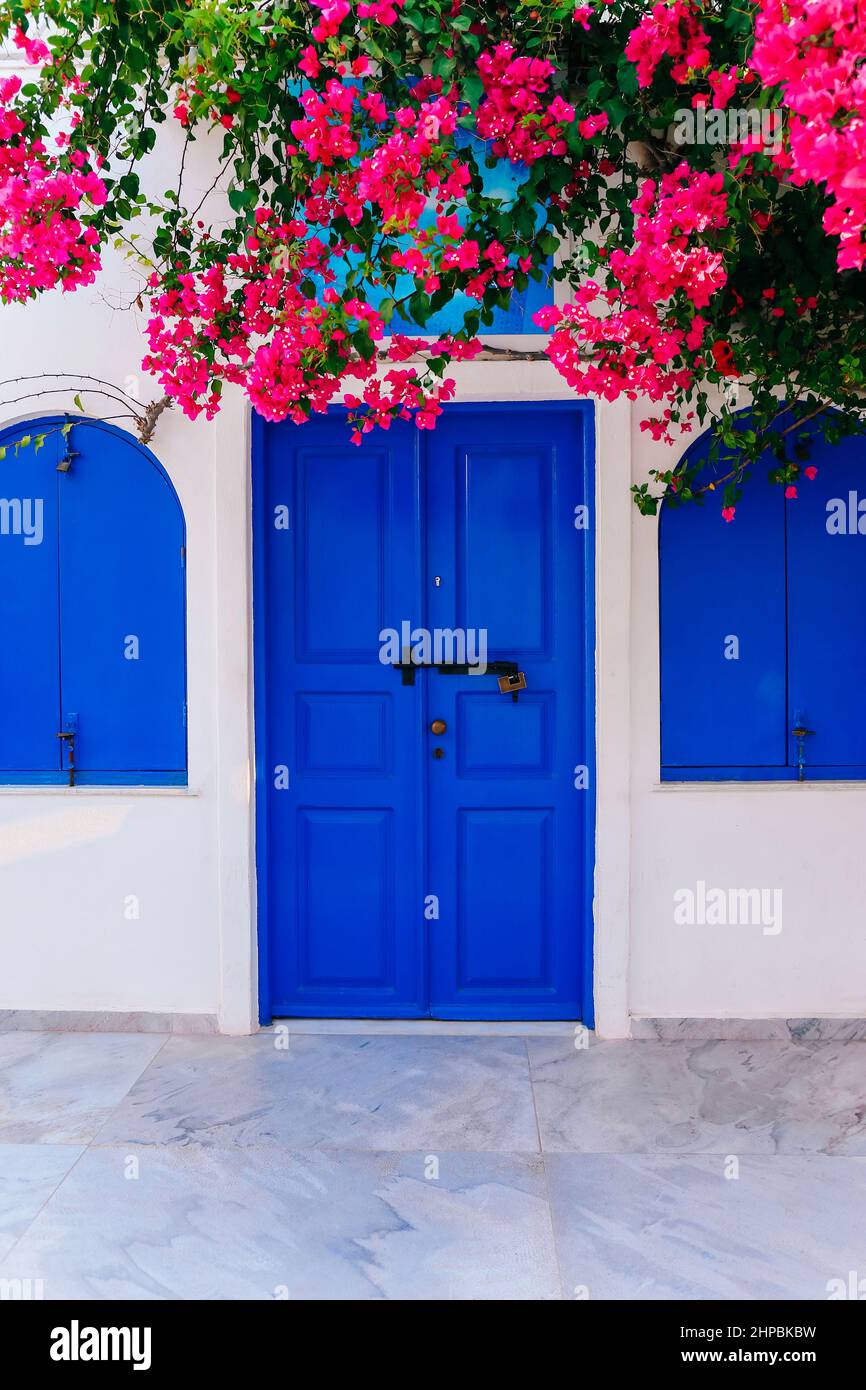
[267,1019,578,1036]
[0,1010,217,1034]
[547,1153,866,1300]
[631,1017,866,1042]
[95,1033,540,1152]
[0,1144,84,1259]
[0,1146,561,1300]
[0,1032,167,1144]
[529,1038,866,1154]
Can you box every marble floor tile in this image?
[0,1032,167,1144]
[95,1033,539,1152]
[630,1017,866,1043]
[547,1154,866,1300]
[0,1144,84,1259]
[0,1145,561,1300]
[528,1038,866,1155]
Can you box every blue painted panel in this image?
[457,807,552,987]
[786,430,866,770]
[263,416,425,1016]
[57,422,186,775]
[298,808,395,986]
[425,407,590,1018]
[456,691,552,777]
[295,445,389,661]
[0,426,60,773]
[660,445,787,770]
[458,441,552,654]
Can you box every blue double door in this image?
[257,405,594,1020]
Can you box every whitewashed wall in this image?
[628,409,866,1023]
[0,101,863,1034]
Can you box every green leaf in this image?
[462,74,484,110]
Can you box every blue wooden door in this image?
[256,404,594,1020]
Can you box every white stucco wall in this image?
[628,410,866,1022]
[1,99,864,1034]
[0,279,239,1024]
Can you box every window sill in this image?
[653,778,866,793]
[0,785,199,797]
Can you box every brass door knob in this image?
[430,719,447,736]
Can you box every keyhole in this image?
[433,576,442,587]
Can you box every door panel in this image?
[297,807,395,987]
[259,405,593,1021]
[457,442,552,654]
[457,807,553,987]
[425,410,589,1018]
[263,417,425,1016]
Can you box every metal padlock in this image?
[497,671,527,699]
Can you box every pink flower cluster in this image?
[534,164,728,409]
[0,73,106,304]
[290,79,469,238]
[142,207,467,437]
[143,56,549,433]
[310,0,405,43]
[475,44,576,164]
[625,1,711,88]
[751,0,866,269]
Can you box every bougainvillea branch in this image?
[0,0,865,516]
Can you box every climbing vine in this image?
[1,1,865,516]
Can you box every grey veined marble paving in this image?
[528,1038,866,1155]
[547,1154,866,1301]
[630,1016,866,1042]
[0,1144,84,1260]
[0,1032,166,1144]
[0,1146,561,1300]
[94,1033,540,1152]
[4,1030,866,1301]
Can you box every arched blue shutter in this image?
[57,422,187,782]
[660,438,788,776]
[786,430,866,774]
[0,430,61,776]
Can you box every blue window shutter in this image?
[57,423,186,777]
[786,430,866,770]
[660,445,787,772]
[0,428,61,774]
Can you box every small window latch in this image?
[57,713,78,787]
[791,719,815,783]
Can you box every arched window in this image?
[660,417,866,781]
[0,417,187,785]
